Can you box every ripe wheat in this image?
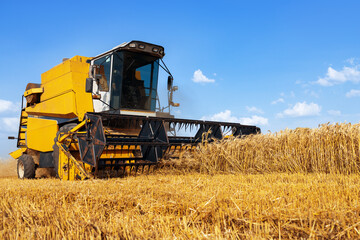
[180,123,360,174]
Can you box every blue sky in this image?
[1,0,360,158]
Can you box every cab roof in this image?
[92,40,165,61]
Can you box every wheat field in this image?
[1,122,360,239]
[178,123,360,175]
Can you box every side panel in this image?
[26,55,93,121]
[40,60,72,84]
[26,91,78,119]
[9,148,26,159]
[27,117,58,152]
[40,72,74,102]
[40,56,90,84]
[72,71,94,120]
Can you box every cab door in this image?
[91,55,112,112]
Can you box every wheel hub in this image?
[18,161,24,179]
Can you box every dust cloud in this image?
[0,158,55,178]
[0,158,17,177]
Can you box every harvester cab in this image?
[9,40,260,180]
[88,41,168,115]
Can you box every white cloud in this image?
[271,98,284,105]
[192,69,215,83]
[240,115,268,126]
[296,80,310,88]
[0,99,17,113]
[277,102,321,118]
[316,65,360,86]
[1,118,18,132]
[346,58,355,65]
[202,110,268,126]
[304,89,320,98]
[327,110,341,116]
[346,89,360,98]
[246,106,264,114]
[202,110,238,122]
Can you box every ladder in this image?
[17,98,28,147]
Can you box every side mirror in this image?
[95,74,102,80]
[167,76,173,91]
[85,78,93,93]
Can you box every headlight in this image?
[129,43,136,48]
[152,47,159,53]
[138,44,145,49]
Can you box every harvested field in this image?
[1,122,360,239]
[1,174,360,239]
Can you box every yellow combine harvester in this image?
[9,41,260,180]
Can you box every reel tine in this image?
[135,165,139,176]
[122,165,126,176]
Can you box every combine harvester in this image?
[9,41,260,180]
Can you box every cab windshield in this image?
[111,51,159,111]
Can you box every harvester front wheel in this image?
[17,154,36,179]
[52,123,78,179]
